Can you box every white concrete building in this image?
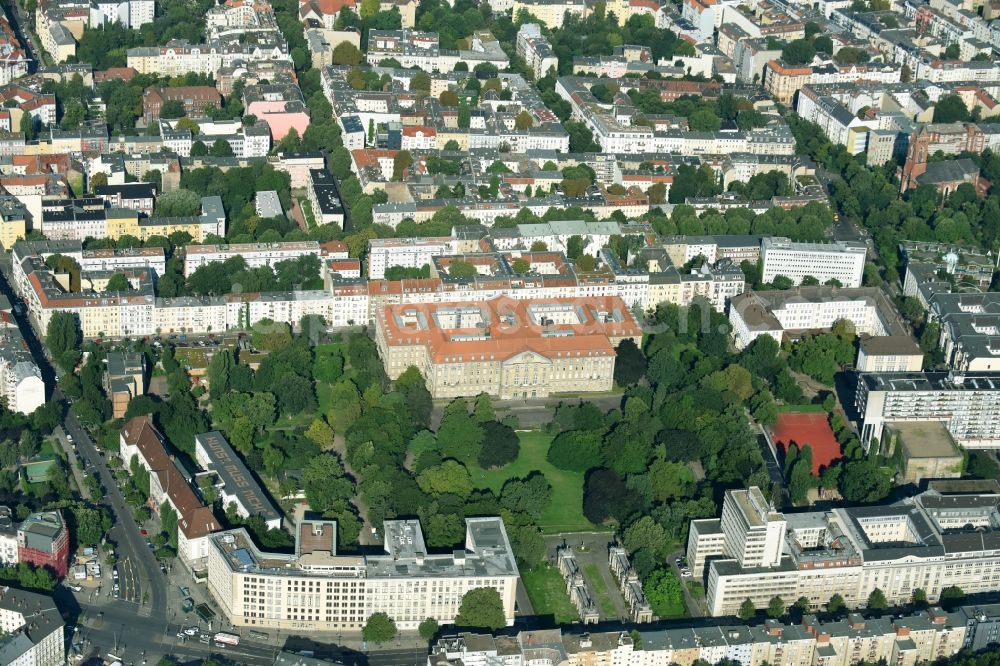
[692,484,1000,617]
[0,318,44,416]
[367,237,455,279]
[760,236,867,288]
[183,241,322,276]
[207,516,518,631]
[90,0,154,28]
[728,287,897,349]
[856,371,1000,449]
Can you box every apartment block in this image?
[306,169,345,228]
[509,0,587,28]
[430,609,973,666]
[931,292,1000,371]
[207,516,518,631]
[127,39,292,78]
[760,237,867,288]
[365,29,509,72]
[695,484,1000,617]
[367,236,455,279]
[39,195,225,242]
[515,24,558,79]
[556,76,795,156]
[374,296,641,399]
[0,587,64,666]
[93,182,156,215]
[0,16,29,85]
[80,246,166,275]
[183,241,322,277]
[0,321,44,416]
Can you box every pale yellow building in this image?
[510,0,587,28]
[857,336,924,372]
[0,196,27,250]
[374,296,642,399]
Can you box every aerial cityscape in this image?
[1,0,1000,662]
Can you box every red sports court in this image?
[770,412,842,475]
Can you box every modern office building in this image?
[856,371,1000,449]
[374,296,642,399]
[206,515,518,631]
[760,237,867,288]
[690,484,1000,617]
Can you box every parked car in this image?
[184,627,199,636]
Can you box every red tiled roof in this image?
[120,417,220,539]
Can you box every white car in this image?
[184,627,199,636]
[68,585,82,592]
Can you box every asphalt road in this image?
[62,413,167,617]
[72,600,279,666]
[4,0,39,70]
[0,263,165,616]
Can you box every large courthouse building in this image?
[374,295,641,399]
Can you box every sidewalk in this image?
[54,426,91,501]
[163,559,433,653]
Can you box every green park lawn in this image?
[583,563,618,618]
[468,431,597,533]
[520,564,579,624]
